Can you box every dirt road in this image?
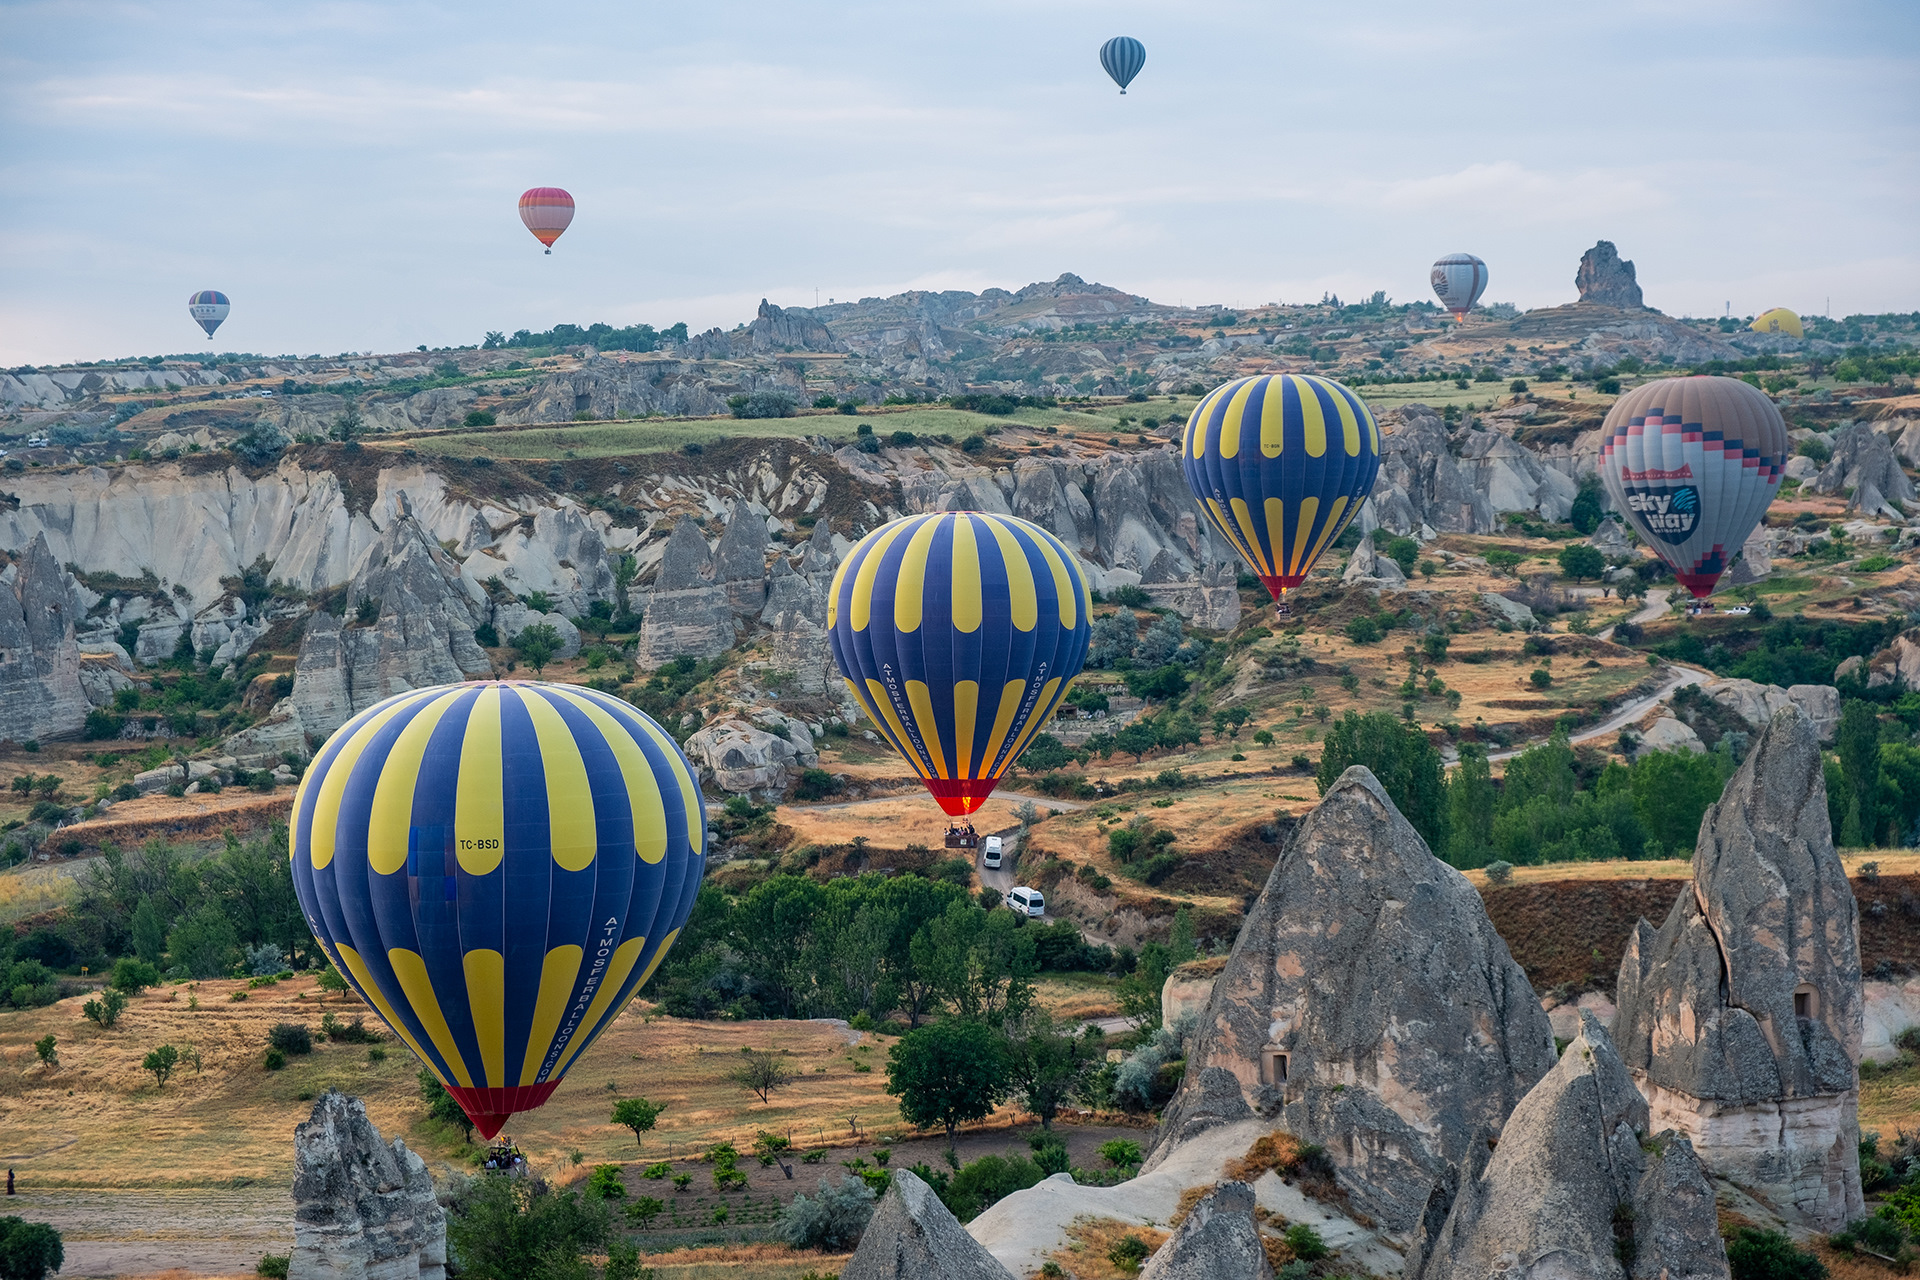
[1469,662,1711,765]
[9,1188,290,1278]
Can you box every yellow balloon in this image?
[1749,308,1803,339]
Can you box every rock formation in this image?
[1576,241,1645,309]
[1148,766,1558,1241]
[1612,709,1865,1230]
[682,718,813,794]
[1367,405,1576,537]
[1139,1181,1272,1280]
[842,1167,1015,1280]
[0,533,90,743]
[1342,532,1407,590]
[714,500,770,615]
[1700,677,1840,743]
[1409,1012,1728,1280]
[291,1090,446,1280]
[1590,517,1632,557]
[636,516,736,666]
[1809,423,1916,517]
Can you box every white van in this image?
[981,836,1004,869]
[1006,886,1045,918]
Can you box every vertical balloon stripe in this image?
[583,688,704,858]
[1258,380,1288,457]
[455,687,506,875]
[893,516,943,634]
[952,680,981,778]
[1301,495,1350,576]
[1219,379,1259,459]
[906,681,949,779]
[1262,498,1286,572]
[851,521,912,632]
[1297,381,1328,458]
[546,688,669,863]
[338,940,445,1078]
[951,517,983,632]
[984,680,1026,770]
[997,676,1065,774]
[521,692,597,872]
[865,679,931,777]
[388,948,475,1087]
[1229,499,1271,575]
[520,947,584,1085]
[308,695,427,870]
[367,690,465,874]
[1332,387,1363,457]
[984,519,1038,631]
[548,936,648,1078]
[1018,520,1080,630]
[459,949,506,1087]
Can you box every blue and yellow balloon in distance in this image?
[289,680,704,1139]
[829,512,1092,818]
[1182,374,1383,604]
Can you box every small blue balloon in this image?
[1100,36,1146,94]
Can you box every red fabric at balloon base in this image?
[1673,571,1721,600]
[1257,572,1305,601]
[449,1082,561,1140]
[923,777,1002,816]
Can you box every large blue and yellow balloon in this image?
[829,513,1092,817]
[290,681,704,1138]
[1183,374,1383,603]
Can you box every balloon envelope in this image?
[828,513,1091,816]
[1100,36,1146,93]
[290,680,704,1138]
[518,188,575,250]
[1598,376,1788,599]
[1183,374,1383,601]
[1430,254,1487,320]
[188,290,230,338]
[1750,308,1804,339]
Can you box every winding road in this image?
[1473,661,1712,765]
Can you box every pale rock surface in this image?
[1811,423,1916,514]
[1141,561,1242,629]
[1147,766,1557,1241]
[682,719,801,794]
[224,704,310,767]
[1479,591,1536,629]
[1138,1181,1272,1280]
[1612,710,1865,1230]
[1342,533,1407,590]
[1576,240,1646,309]
[1544,991,1618,1044]
[1784,454,1820,481]
[0,533,90,742]
[291,1090,446,1280]
[1409,1013,1727,1280]
[1865,629,1920,692]
[842,1168,1014,1280]
[714,499,770,615]
[1862,977,1920,1064]
[637,516,735,667]
[1637,713,1705,754]
[1701,678,1796,728]
[490,602,582,660]
[1590,517,1632,556]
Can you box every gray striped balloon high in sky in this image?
[1100,36,1145,94]
[1430,253,1488,320]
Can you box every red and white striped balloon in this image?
[518,188,575,253]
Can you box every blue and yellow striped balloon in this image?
[1182,373,1383,601]
[828,513,1092,817]
[289,681,704,1139]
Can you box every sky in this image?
[2,0,1917,366]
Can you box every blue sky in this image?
[2,0,1916,364]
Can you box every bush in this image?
[777,1175,875,1251]
[1344,615,1382,644]
[463,409,496,427]
[1282,1223,1330,1262]
[586,1164,626,1200]
[941,1154,1045,1221]
[264,1047,286,1071]
[793,768,840,801]
[1483,860,1514,885]
[1108,1234,1151,1273]
[0,1217,63,1279]
[111,957,160,994]
[812,394,838,409]
[1725,1227,1827,1280]
[728,391,798,419]
[256,1254,290,1279]
[961,435,987,453]
[268,1023,313,1055]
[82,989,128,1029]
[1099,1139,1142,1168]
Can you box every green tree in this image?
[1316,711,1448,850]
[32,1035,55,1069]
[909,900,1036,1023]
[445,1174,612,1280]
[82,989,128,1029]
[1569,476,1604,534]
[331,400,363,443]
[511,623,563,676]
[1444,742,1496,867]
[1383,536,1420,576]
[141,1043,179,1090]
[111,957,160,994]
[1628,749,1732,854]
[0,1216,63,1280]
[1557,544,1605,581]
[316,965,350,999]
[420,1069,474,1143]
[610,1097,664,1148]
[886,1019,1011,1149]
[1837,699,1881,847]
[130,896,166,967]
[1005,1016,1100,1129]
[727,1048,795,1105]
[166,902,239,978]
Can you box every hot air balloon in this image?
[188,290,230,339]
[1430,254,1488,321]
[829,513,1091,820]
[1100,36,1146,94]
[518,188,575,254]
[1598,376,1788,599]
[1182,374,1383,609]
[1750,308,1804,339]
[290,680,704,1139]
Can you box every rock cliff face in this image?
[1612,710,1865,1230]
[291,1090,446,1280]
[1139,1181,1272,1280]
[1576,241,1646,309]
[1810,422,1916,517]
[1148,766,1558,1241]
[685,299,842,360]
[1409,1013,1728,1280]
[1367,406,1575,537]
[842,1168,1014,1280]
[636,516,737,666]
[0,533,90,743]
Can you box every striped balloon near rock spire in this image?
[290,680,703,1138]
[828,512,1092,816]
